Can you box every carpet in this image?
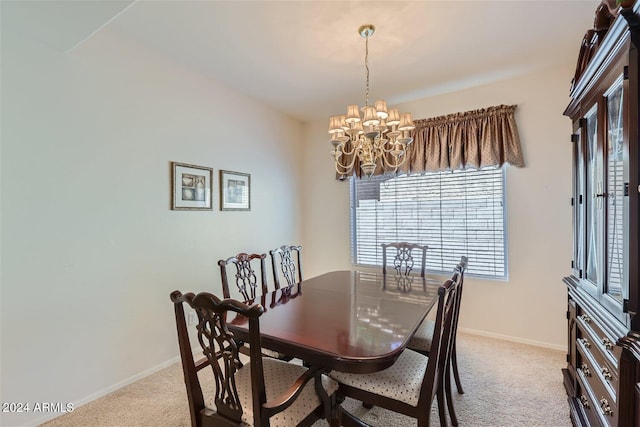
[41,332,571,426]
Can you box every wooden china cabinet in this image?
[563,1,640,426]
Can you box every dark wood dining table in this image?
[228,270,441,374]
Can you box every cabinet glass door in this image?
[573,128,585,279]
[584,105,602,287]
[605,78,627,303]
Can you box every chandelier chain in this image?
[364,34,370,108]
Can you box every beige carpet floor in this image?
[41,332,571,427]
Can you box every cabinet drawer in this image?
[576,323,619,396]
[576,307,621,369]
[577,346,618,426]
[576,374,606,427]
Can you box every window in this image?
[350,166,507,279]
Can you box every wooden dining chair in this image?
[382,242,429,278]
[170,290,341,427]
[329,275,459,427]
[218,252,269,300]
[219,252,292,360]
[269,245,303,289]
[407,256,468,426]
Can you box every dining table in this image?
[228,269,441,374]
[228,270,443,426]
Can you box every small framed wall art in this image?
[220,170,251,211]
[171,162,213,210]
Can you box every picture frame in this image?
[171,162,213,210]
[220,170,251,211]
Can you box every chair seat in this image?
[407,319,435,352]
[329,349,428,407]
[236,357,339,427]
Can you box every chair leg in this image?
[328,396,342,427]
[444,359,459,426]
[436,383,448,427]
[417,411,431,427]
[451,342,464,394]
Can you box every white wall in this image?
[302,63,575,350]
[0,28,304,426]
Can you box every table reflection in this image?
[228,270,440,373]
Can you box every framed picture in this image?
[220,170,251,211]
[171,162,213,210]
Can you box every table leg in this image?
[339,407,373,427]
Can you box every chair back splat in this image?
[218,253,268,300]
[171,291,264,426]
[219,251,297,362]
[382,242,429,278]
[269,245,303,289]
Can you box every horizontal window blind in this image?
[350,166,507,279]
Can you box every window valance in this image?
[337,104,524,179]
[398,104,524,174]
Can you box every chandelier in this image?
[329,24,415,178]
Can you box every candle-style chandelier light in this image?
[328,24,415,178]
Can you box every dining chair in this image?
[328,275,459,427]
[269,245,303,289]
[407,256,468,425]
[218,252,269,301]
[382,242,429,278]
[170,290,341,427]
[219,252,293,360]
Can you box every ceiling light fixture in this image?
[329,24,415,178]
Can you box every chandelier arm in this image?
[340,142,358,156]
[371,142,396,166]
[335,150,358,172]
[378,139,395,153]
[380,144,405,154]
[335,158,357,175]
[381,152,408,169]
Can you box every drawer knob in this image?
[579,314,592,323]
[580,363,591,377]
[602,337,614,351]
[601,366,612,381]
[580,395,590,408]
[579,338,591,349]
[599,397,612,416]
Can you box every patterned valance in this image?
[337,104,524,179]
[398,104,524,175]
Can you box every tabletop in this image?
[228,270,441,374]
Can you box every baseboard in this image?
[30,354,183,426]
[458,327,565,351]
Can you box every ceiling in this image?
[3,0,603,122]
